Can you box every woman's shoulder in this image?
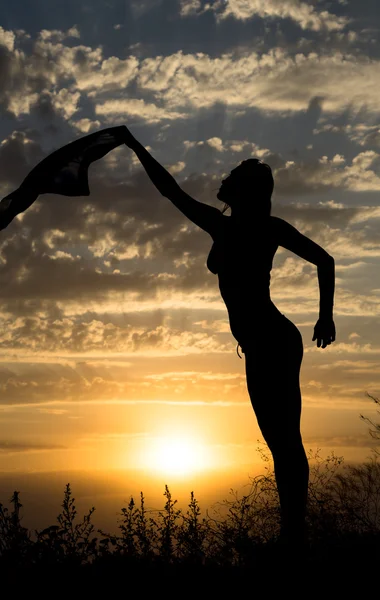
[269,215,288,236]
[269,215,285,227]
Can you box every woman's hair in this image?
[221,158,274,215]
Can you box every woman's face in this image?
[217,160,273,207]
[217,165,251,204]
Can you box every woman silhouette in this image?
[123,127,336,547]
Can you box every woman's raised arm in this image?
[124,127,223,239]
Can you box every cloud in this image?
[2,123,380,341]
[2,25,380,129]
[167,161,186,174]
[95,98,188,123]
[2,26,380,376]
[0,441,66,452]
[136,49,380,119]
[0,26,15,51]
[303,434,378,449]
[144,370,244,382]
[307,341,380,355]
[319,359,380,374]
[30,38,138,94]
[0,28,138,119]
[44,88,81,120]
[179,0,349,32]
[0,130,45,193]
[130,0,164,18]
[0,311,230,355]
[1,14,379,471]
[38,26,80,42]
[316,122,380,148]
[179,0,198,15]
[179,0,204,17]
[71,118,101,133]
[273,151,380,194]
[0,357,247,406]
[0,31,89,118]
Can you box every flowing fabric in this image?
[0,125,127,231]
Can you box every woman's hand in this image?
[122,125,136,148]
[312,317,336,348]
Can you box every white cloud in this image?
[7,92,40,118]
[0,315,229,357]
[0,32,138,119]
[71,118,101,133]
[32,39,138,92]
[275,150,380,194]
[95,97,188,123]
[81,56,139,92]
[206,137,225,152]
[307,341,379,354]
[179,0,204,16]
[0,26,15,51]
[179,0,349,32]
[48,88,81,119]
[3,27,380,125]
[337,123,380,148]
[21,37,135,91]
[38,26,80,42]
[349,333,361,340]
[167,161,186,174]
[136,49,380,119]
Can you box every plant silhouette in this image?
[1,448,379,588]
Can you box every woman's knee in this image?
[262,430,305,458]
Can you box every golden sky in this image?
[0,1,379,525]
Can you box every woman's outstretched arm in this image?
[124,127,223,238]
[125,129,179,196]
[274,216,336,348]
[316,252,335,320]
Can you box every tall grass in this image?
[2,390,380,586]
[1,446,379,577]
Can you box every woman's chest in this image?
[207,226,277,275]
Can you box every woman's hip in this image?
[239,313,303,362]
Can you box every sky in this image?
[0,0,380,529]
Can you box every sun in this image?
[143,434,212,477]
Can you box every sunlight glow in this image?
[143,435,212,477]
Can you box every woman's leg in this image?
[244,318,309,545]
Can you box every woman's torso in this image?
[207,215,283,345]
